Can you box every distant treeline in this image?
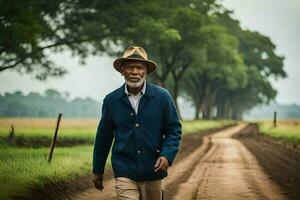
[0,89,101,118]
[245,102,300,120]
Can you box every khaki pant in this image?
[115,177,163,200]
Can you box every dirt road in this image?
[173,124,286,200]
[72,124,288,200]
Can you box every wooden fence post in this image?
[273,111,277,127]
[48,113,62,163]
[8,125,15,143]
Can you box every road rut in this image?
[73,124,287,200]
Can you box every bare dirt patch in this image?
[235,124,300,200]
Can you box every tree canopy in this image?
[0,0,286,119]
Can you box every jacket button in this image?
[130,112,134,116]
[137,150,141,154]
[135,123,139,128]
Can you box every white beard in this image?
[126,76,145,88]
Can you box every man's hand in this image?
[92,174,104,191]
[154,156,170,172]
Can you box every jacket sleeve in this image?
[160,91,182,166]
[92,97,114,174]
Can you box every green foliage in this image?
[180,21,248,119]
[0,0,287,120]
[0,0,67,79]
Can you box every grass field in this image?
[0,118,233,140]
[259,120,300,144]
[0,145,100,199]
[182,119,233,135]
[0,118,234,199]
[0,118,98,141]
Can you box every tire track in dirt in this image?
[236,125,300,200]
[71,134,211,200]
[172,124,247,200]
[72,125,243,200]
[173,124,287,200]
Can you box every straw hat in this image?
[113,46,157,74]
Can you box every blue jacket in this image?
[93,82,182,181]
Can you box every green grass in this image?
[0,127,96,140]
[182,119,234,135]
[0,118,98,141]
[0,119,234,141]
[0,118,234,199]
[0,145,110,200]
[259,120,300,144]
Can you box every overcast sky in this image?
[1,0,299,105]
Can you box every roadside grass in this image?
[0,118,234,199]
[259,120,300,144]
[182,119,234,135]
[0,118,98,141]
[0,145,111,200]
[0,118,234,141]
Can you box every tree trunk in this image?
[223,100,230,119]
[232,107,243,120]
[199,83,211,119]
[216,100,225,119]
[204,90,218,119]
[202,105,211,119]
[172,85,182,120]
[152,75,165,88]
[194,99,201,120]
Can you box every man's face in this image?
[121,61,147,88]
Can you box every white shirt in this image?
[125,81,146,114]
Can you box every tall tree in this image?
[116,0,219,118]
[181,24,247,119]
[213,11,286,118]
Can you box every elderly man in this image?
[92,46,182,200]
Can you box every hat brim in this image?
[113,57,157,74]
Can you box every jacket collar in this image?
[116,81,154,99]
